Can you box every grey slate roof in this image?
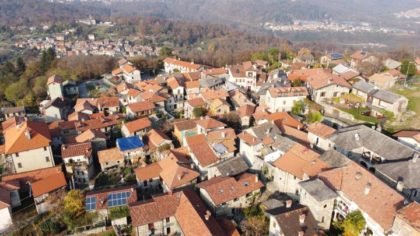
[352,80,375,94]
[376,159,420,189]
[371,89,404,104]
[199,75,225,88]
[331,125,416,161]
[319,150,350,168]
[299,178,337,202]
[214,157,249,177]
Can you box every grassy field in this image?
[386,78,420,132]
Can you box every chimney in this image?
[221,132,226,138]
[354,133,360,141]
[204,210,211,221]
[255,175,259,183]
[299,213,306,224]
[364,183,371,195]
[25,129,31,140]
[286,200,292,208]
[413,153,419,163]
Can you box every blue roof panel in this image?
[117,136,144,151]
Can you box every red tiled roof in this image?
[319,161,405,230]
[31,171,66,197]
[273,144,326,179]
[127,101,155,113]
[268,87,308,97]
[61,142,92,159]
[187,98,206,107]
[163,58,202,71]
[98,147,124,164]
[396,202,420,231]
[129,189,228,236]
[174,120,197,131]
[197,173,263,205]
[196,117,226,130]
[86,185,137,210]
[266,112,303,129]
[4,121,51,154]
[307,122,336,138]
[123,117,152,134]
[135,162,162,181]
[186,134,219,167]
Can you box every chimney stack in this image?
[364,183,371,195]
[413,153,419,163]
[286,200,292,208]
[299,213,306,224]
[204,210,211,221]
[24,129,31,140]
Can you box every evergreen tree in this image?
[16,57,26,75]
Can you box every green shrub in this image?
[109,206,130,220]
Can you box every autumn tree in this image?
[400,60,417,77]
[342,211,366,236]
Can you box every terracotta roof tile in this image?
[187,98,206,107]
[266,112,303,129]
[174,120,197,131]
[273,144,326,179]
[396,202,420,231]
[163,58,202,71]
[61,142,92,159]
[268,87,308,97]
[186,134,219,167]
[2,166,63,188]
[238,104,255,117]
[197,173,263,205]
[98,147,124,164]
[75,129,107,143]
[127,101,155,113]
[31,171,66,197]
[319,161,405,230]
[307,122,336,138]
[123,117,152,134]
[135,162,162,181]
[195,117,226,129]
[4,121,51,154]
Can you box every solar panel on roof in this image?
[85,196,97,211]
[107,191,131,207]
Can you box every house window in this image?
[166,217,170,223]
[323,204,327,208]
[167,227,171,234]
[144,180,148,186]
[333,92,338,97]
[18,163,22,168]
[321,216,325,223]
[15,153,19,157]
[148,223,154,230]
[234,198,238,202]
[45,156,50,162]
[44,147,47,151]
[320,92,326,97]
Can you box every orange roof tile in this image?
[127,101,155,113]
[396,202,420,231]
[319,161,405,231]
[195,117,226,130]
[112,68,123,76]
[47,75,63,85]
[122,64,137,74]
[2,166,62,185]
[238,104,255,117]
[197,173,263,205]
[61,142,92,159]
[135,162,162,181]
[187,98,206,107]
[31,171,66,197]
[308,122,336,138]
[98,147,124,164]
[158,156,199,190]
[185,80,200,89]
[75,129,107,143]
[273,144,326,179]
[268,87,308,97]
[266,112,303,129]
[97,96,120,108]
[238,132,260,146]
[147,129,171,147]
[186,134,219,167]
[4,121,51,154]
[123,117,152,134]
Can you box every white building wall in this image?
[312,85,350,103]
[0,207,12,234]
[48,83,63,100]
[12,146,54,173]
